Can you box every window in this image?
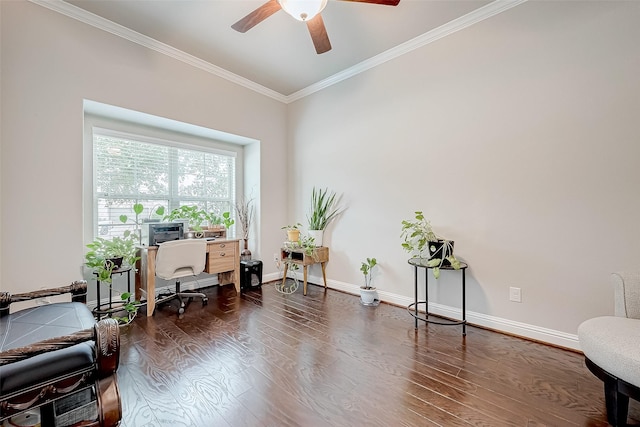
[92,127,236,238]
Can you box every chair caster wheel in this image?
[178,307,185,314]
[202,298,208,306]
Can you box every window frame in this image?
[83,114,244,244]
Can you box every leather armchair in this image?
[0,281,122,427]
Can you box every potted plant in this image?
[360,257,378,305]
[164,205,208,236]
[84,230,142,324]
[119,203,165,228]
[307,187,343,246]
[222,211,235,231]
[85,231,140,270]
[282,223,303,242]
[400,211,461,279]
[117,203,166,244]
[205,212,224,230]
[277,234,317,294]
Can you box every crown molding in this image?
[29,0,288,103]
[287,0,528,102]
[30,0,526,105]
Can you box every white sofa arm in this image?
[612,271,640,319]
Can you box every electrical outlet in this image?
[273,252,280,262]
[509,287,522,303]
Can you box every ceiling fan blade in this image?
[337,0,400,5]
[231,0,282,33]
[307,14,332,54]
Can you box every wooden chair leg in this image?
[604,378,629,427]
[303,266,308,295]
[321,262,327,289]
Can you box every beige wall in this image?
[0,1,288,293]
[287,0,640,347]
[2,0,639,348]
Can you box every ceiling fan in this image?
[231,0,401,55]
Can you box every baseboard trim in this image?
[267,273,580,351]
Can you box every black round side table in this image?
[407,258,469,336]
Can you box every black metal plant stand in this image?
[406,258,468,336]
[93,266,132,319]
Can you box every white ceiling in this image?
[51,0,521,100]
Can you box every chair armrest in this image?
[0,280,87,317]
[94,318,120,377]
[612,272,640,319]
[0,318,120,377]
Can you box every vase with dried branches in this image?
[235,196,255,261]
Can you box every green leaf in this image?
[155,206,165,216]
[426,258,441,268]
[133,203,144,215]
[432,267,440,279]
[447,256,461,270]
[119,214,128,224]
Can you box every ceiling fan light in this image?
[278,0,328,21]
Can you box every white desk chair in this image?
[155,239,208,314]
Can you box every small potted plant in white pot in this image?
[360,257,378,305]
[400,211,460,279]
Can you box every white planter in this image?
[308,229,324,246]
[360,287,377,305]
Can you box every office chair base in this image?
[155,291,207,314]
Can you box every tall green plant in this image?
[307,187,343,231]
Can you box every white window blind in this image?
[92,127,236,238]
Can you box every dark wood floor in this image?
[116,281,633,427]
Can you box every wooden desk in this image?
[281,246,329,295]
[135,239,240,316]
